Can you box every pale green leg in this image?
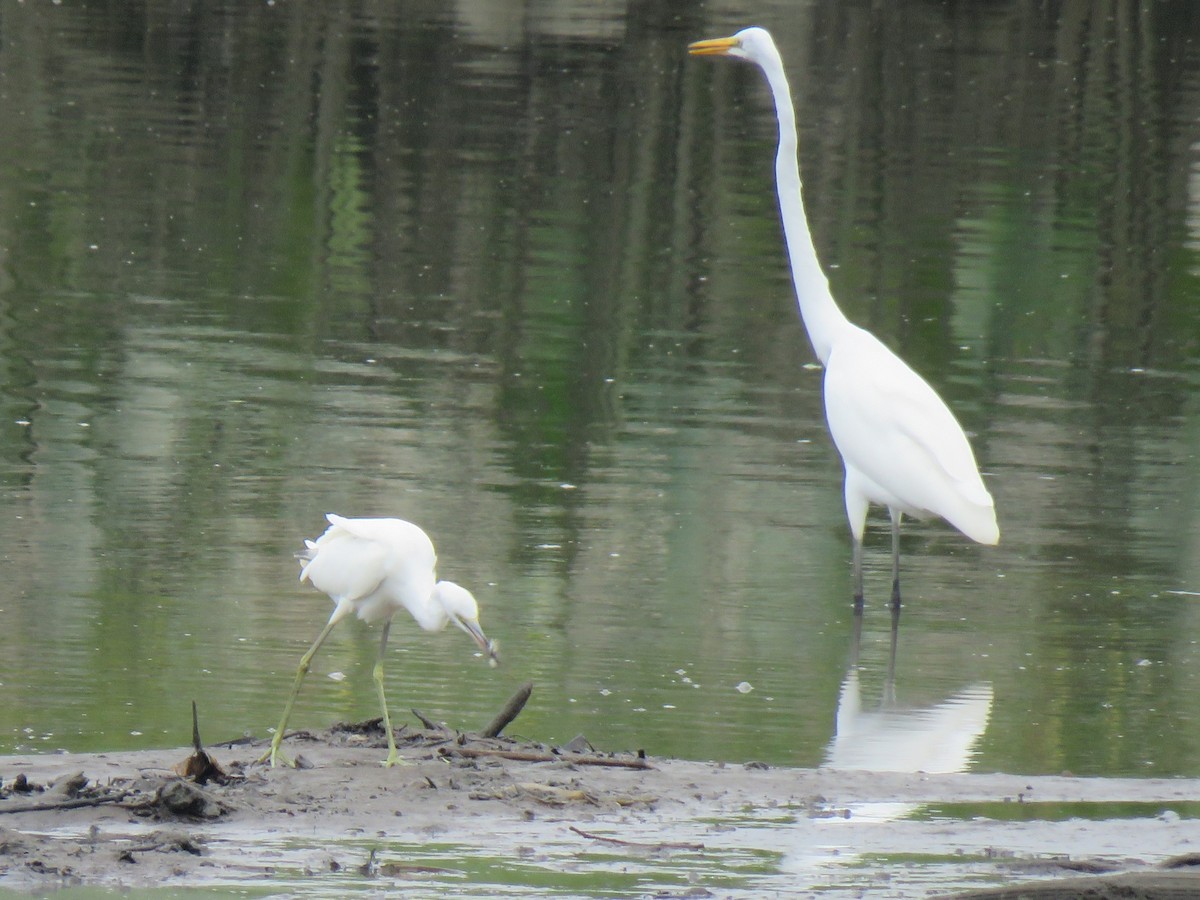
[373,621,403,767]
[259,617,340,768]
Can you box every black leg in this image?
[889,512,902,610]
[849,599,864,666]
[852,534,865,611]
[883,601,901,707]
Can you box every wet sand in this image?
[2,724,1198,897]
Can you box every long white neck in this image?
[409,590,450,633]
[757,43,850,365]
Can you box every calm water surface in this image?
[2,1,1200,778]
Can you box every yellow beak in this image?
[688,36,740,56]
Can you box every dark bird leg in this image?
[848,601,864,668]
[884,601,901,707]
[889,511,902,611]
[852,535,865,613]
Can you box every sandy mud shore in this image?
[2,720,1199,897]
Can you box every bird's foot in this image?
[257,740,296,768]
[380,749,408,768]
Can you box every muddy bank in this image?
[1,722,1198,897]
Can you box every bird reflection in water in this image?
[824,610,993,774]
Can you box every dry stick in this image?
[443,745,652,770]
[0,793,132,815]
[569,825,703,852]
[176,700,228,784]
[410,708,442,731]
[480,681,533,738]
[124,836,203,856]
[191,700,203,752]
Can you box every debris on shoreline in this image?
[2,685,1199,897]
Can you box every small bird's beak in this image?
[456,616,500,667]
[688,36,740,56]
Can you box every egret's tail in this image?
[949,501,999,546]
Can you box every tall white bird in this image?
[260,514,499,768]
[689,28,998,609]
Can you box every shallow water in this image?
[2,1,1200,778]
[16,791,1200,898]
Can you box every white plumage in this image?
[261,514,498,768]
[824,328,998,546]
[690,28,998,608]
[301,516,437,627]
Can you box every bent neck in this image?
[758,48,850,365]
[410,592,450,633]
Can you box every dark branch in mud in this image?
[479,681,533,738]
[0,793,133,815]
[569,825,703,852]
[173,701,231,785]
[410,708,443,731]
[119,833,205,860]
[441,745,652,770]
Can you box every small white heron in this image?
[260,514,499,767]
[689,28,998,609]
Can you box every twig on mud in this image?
[410,708,444,731]
[440,745,652,770]
[480,680,534,738]
[0,792,133,815]
[214,735,259,748]
[569,825,704,852]
[173,701,230,785]
[121,834,204,857]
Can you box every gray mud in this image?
[1,723,1198,897]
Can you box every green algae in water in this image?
[258,836,780,897]
[910,800,1200,823]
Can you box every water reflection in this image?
[0,1,1199,777]
[825,613,993,775]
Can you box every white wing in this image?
[299,519,390,602]
[824,328,998,544]
[299,514,442,624]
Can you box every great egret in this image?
[260,514,499,768]
[689,28,998,609]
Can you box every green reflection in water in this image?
[255,838,779,897]
[913,801,1200,823]
[1,1,1200,781]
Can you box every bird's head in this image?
[688,27,776,65]
[432,580,500,667]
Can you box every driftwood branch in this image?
[0,793,132,815]
[173,701,230,785]
[191,700,202,752]
[410,708,442,731]
[569,825,703,852]
[122,835,204,856]
[480,681,533,738]
[441,745,652,770]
